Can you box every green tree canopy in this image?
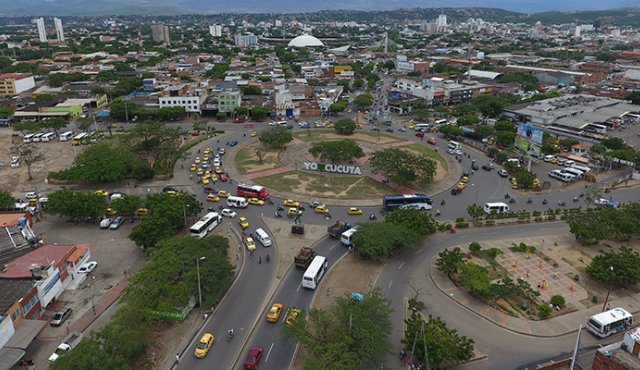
[436,247,466,278]
[353,93,374,109]
[0,189,15,209]
[626,90,640,105]
[586,246,640,287]
[284,289,392,370]
[258,127,293,149]
[385,209,437,236]
[309,140,364,164]
[111,196,143,218]
[46,189,107,221]
[50,337,130,370]
[51,142,135,183]
[333,119,357,135]
[250,106,268,122]
[350,222,418,260]
[369,148,437,186]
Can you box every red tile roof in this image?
[0,244,77,279]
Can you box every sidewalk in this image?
[67,277,129,333]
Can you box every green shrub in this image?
[485,220,495,226]
[469,241,481,255]
[487,248,503,258]
[550,294,566,308]
[456,222,469,228]
[538,303,552,318]
[592,295,598,303]
[455,217,465,223]
[533,210,541,217]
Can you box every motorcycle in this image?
[440,199,446,206]
[509,198,516,204]
[399,349,407,360]
[276,205,284,211]
[573,197,579,202]
[504,193,511,199]
[526,198,533,204]
[267,198,274,205]
[227,331,234,342]
[369,214,377,221]
[542,199,548,205]
[558,200,566,207]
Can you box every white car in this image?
[78,261,97,274]
[221,208,237,218]
[25,192,39,200]
[10,156,19,168]
[100,218,113,229]
[594,198,608,206]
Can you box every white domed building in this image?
[287,34,324,48]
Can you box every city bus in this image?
[71,132,88,146]
[189,212,222,239]
[302,256,328,290]
[383,194,432,211]
[236,183,269,200]
[587,307,633,338]
[414,123,430,132]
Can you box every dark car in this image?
[203,186,218,193]
[415,132,425,138]
[384,128,394,132]
[243,346,264,369]
[451,187,462,195]
[163,186,178,194]
[482,163,494,171]
[229,140,238,146]
[471,162,479,171]
[51,307,72,326]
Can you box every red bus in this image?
[237,183,269,200]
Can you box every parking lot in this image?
[23,214,146,368]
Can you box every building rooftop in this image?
[0,279,36,313]
[0,73,32,79]
[0,244,76,279]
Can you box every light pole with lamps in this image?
[602,266,615,312]
[196,256,206,308]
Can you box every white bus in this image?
[340,227,358,247]
[71,132,88,146]
[22,134,35,143]
[41,132,56,142]
[447,140,462,152]
[31,133,44,142]
[302,255,328,290]
[414,123,430,132]
[434,119,448,126]
[587,307,633,338]
[227,196,248,208]
[189,212,222,239]
[59,131,74,141]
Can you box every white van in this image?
[550,170,575,182]
[483,202,510,214]
[563,160,575,167]
[562,168,584,179]
[60,131,74,141]
[31,133,44,142]
[556,158,566,166]
[570,164,591,173]
[543,155,555,162]
[22,133,35,143]
[254,228,272,247]
[227,196,248,208]
[41,132,56,142]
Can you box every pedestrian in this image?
[266,254,270,263]
[436,209,440,216]
[259,257,262,264]
[204,313,208,320]
[181,164,184,169]
[607,303,611,311]
[175,354,180,364]
[348,245,353,253]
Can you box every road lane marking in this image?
[397,262,404,270]
[388,280,393,289]
[414,248,424,255]
[296,283,302,292]
[265,342,275,362]
[329,243,337,250]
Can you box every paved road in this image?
[376,222,623,370]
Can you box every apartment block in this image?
[0,74,36,96]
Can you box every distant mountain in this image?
[0,0,639,26]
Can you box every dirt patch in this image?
[293,130,400,145]
[0,130,78,196]
[404,147,447,186]
[291,253,383,370]
[234,140,283,174]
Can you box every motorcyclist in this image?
[228,329,234,338]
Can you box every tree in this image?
[309,140,364,164]
[128,215,175,249]
[403,314,474,368]
[559,138,579,150]
[353,93,374,109]
[515,170,536,189]
[0,189,15,209]
[457,114,480,126]
[466,204,485,220]
[333,119,357,135]
[258,127,293,149]
[541,143,560,155]
[458,262,492,299]
[0,106,14,118]
[52,142,134,183]
[385,209,437,236]
[438,124,463,138]
[496,131,516,147]
[353,79,365,89]
[586,246,640,287]
[11,143,43,180]
[436,247,465,278]
[46,189,107,221]
[41,117,67,134]
[50,338,130,370]
[600,137,625,151]
[626,90,640,105]
[350,222,418,260]
[240,85,262,95]
[474,125,494,138]
[494,120,516,132]
[111,196,143,218]
[284,289,392,370]
[369,148,437,186]
[250,106,268,122]
[234,107,248,116]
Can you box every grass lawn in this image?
[234,144,281,174]
[255,171,396,199]
[293,130,398,144]
[404,143,448,170]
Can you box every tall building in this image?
[234,34,258,47]
[35,18,47,43]
[150,24,170,45]
[436,14,448,31]
[54,18,64,42]
[209,25,222,37]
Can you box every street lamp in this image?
[602,266,615,312]
[196,256,206,308]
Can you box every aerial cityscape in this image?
[0,3,639,370]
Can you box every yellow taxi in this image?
[207,194,220,202]
[456,182,467,190]
[250,131,257,137]
[285,308,302,326]
[218,190,230,198]
[201,177,210,185]
[194,157,201,164]
[239,217,249,229]
[347,207,363,215]
[214,167,223,174]
[326,123,334,128]
[203,155,210,162]
[190,164,197,171]
[248,198,264,206]
[203,148,212,155]
[136,208,149,217]
[283,199,300,207]
[511,182,519,190]
[460,176,469,184]
[288,207,300,217]
[266,303,283,323]
[105,208,117,217]
[314,206,329,214]
[95,189,109,197]
[197,169,204,176]
[203,171,212,179]
[550,157,558,164]
[245,237,256,251]
[194,333,214,358]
